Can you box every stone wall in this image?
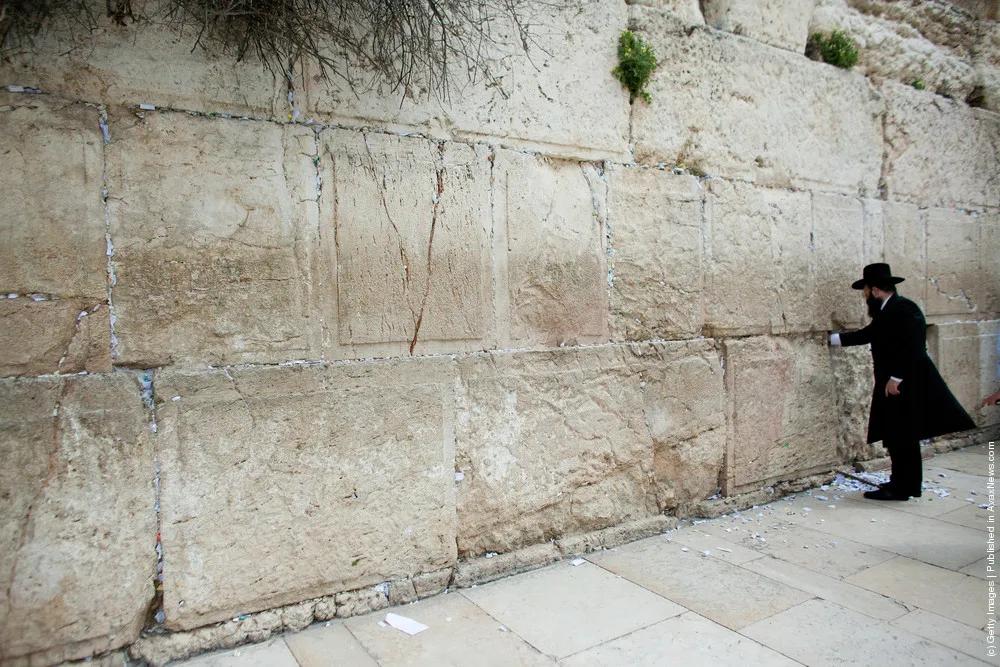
[1,0,998,663]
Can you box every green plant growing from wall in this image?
[808,30,859,69]
[910,79,926,90]
[612,30,656,104]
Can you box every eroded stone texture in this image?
[495,151,608,347]
[0,299,110,377]
[631,7,883,194]
[925,208,979,317]
[108,112,321,368]
[830,345,881,462]
[723,336,840,493]
[607,166,703,341]
[0,11,284,118]
[882,200,926,311]
[979,212,1000,316]
[980,320,1000,427]
[881,81,1000,208]
[638,341,727,510]
[320,129,492,358]
[810,0,983,104]
[0,374,155,663]
[156,359,456,630]
[701,0,816,52]
[0,94,106,301]
[862,198,885,266]
[703,179,813,336]
[302,1,630,160]
[935,322,987,426]
[812,193,865,331]
[627,0,705,24]
[454,345,659,557]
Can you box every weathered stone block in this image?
[320,129,493,358]
[302,1,630,160]
[830,345,880,462]
[627,0,705,24]
[881,81,1000,208]
[979,213,1000,316]
[0,374,155,663]
[637,341,727,510]
[107,112,321,368]
[812,193,866,330]
[936,322,986,426]
[454,346,659,557]
[980,320,1000,427]
[925,208,979,317]
[0,17,284,117]
[494,151,608,347]
[881,201,926,311]
[631,8,883,194]
[703,180,813,336]
[452,543,561,588]
[607,166,703,340]
[412,568,453,599]
[862,198,885,266]
[701,0,816,52]
[156,359,456,630]
[0,94,106,301]
[0,299,110,377]
[555,515,677,556]
[723,336,840,493]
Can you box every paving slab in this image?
[344,593,555,666]
[742,556,908,621]
[663,525,767,565]
[960,558,991,579]
[587,535,812,630]
[461,560,684,659]
[938,504,993,531]
[741,598,991,667]
[177,638,300,667]
[933,447,993,477]
[854,489,976,518]
[845,556,987,629]
[283,622,379,667]
[776,495,984,570]
[891,609,997,665]
[925,466,992,497]
[560,611,802,667]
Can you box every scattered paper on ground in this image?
[385,612,428,636]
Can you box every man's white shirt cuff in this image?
[829,333,841,346]
[890,376,902,383]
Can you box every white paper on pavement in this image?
[385,612,429,636]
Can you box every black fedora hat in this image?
[852,263,905,290]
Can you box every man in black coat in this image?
[830,263,975,501]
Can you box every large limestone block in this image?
[302,1,630,160]
[723,336,840,493]
[935,322,989,426]
[881,81,1000,208]
[319,130,492,358]
[881,200,926,311]
[627,0,705,24]
[0,93,107,301]
[981,320,1000,427]
[107,112,321,368]
[157,360,456,631]
[494,151,608,347]
[0,8,284,117]
[454,346,660,556]
[606,166,703,340]
[701,0,816,52]
[810,0,981,104]
[830,345,879,462]
[980,212,1000,316]
[703,180,813,336]
[638,341,727,509]
[630,7,883,194]
[925,208,979,317]
[0,374,155,663]
[812,193,866,330]
[862,198,885,266]
[0,299,111,377]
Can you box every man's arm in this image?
[831,323,873,347]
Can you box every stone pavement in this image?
[173,445,997,666]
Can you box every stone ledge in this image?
[555,515,678,557]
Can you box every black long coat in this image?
[840,294,975,444]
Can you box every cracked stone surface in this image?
[926,207,980,317]
[630,7,883,194]
[494,150,609,347]
[320,129,493,358]
[723,335,840,494]
[935,321,995,427]
[881,200,927,311]
[0,373,155,664]
[0,93,107,302]
[0,299,111,377]
[155,359,457,631]
[107,111,322,368]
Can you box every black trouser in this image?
[884,435,922,496]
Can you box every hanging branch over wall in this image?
[0,0,552,98]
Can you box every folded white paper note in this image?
[385,612,428,636]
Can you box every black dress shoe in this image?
[864,488,910,501]
[878,482,921,498]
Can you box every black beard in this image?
[866,295,883,318]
